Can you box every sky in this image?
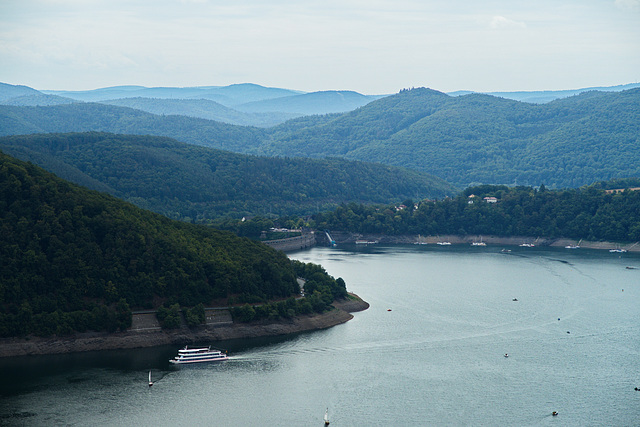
[1,0,639,94]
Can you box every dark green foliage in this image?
[291,260,348,300]
[156,304,181,329]
[0,132,454,220]
[315,184,640,242]
[183,303,206,327]
[0,151,304,337]
[232,304,256,323]
[116,298,132,331]
[231,262,348,323]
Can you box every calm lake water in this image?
[1,245,639,426]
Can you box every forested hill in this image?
[259,88,640,188]
[0,150,305,336]
[314,183,640,243]
[0,102,265,153]
[0,133,454,220]
[1,88,639,189]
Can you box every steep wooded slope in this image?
[0,150,303,336]
[0,132,454,220]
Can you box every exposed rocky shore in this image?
[0,294,369,358]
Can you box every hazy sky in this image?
[1,0,639,94]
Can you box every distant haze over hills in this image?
[42,83,304,106]
[1,81,638,127]
[451,83,640,104]
[1,81,639,190]
[0,82,383,127]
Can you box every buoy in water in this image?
[504,353,509,358]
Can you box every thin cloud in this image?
[615,0,640,9]
[489,16,527,29]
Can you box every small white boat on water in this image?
[566,239,582,249]
[148,370,153,387]
[324,408,330,425]
[169,346,228,364]
[437,241,451,246]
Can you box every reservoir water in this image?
[1,245,639,426]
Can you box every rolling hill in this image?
[0,102,265,152]
[100,97,299,127]
[0,132,454,220]
[40,83,303,106]
[236,90,385,115]
[450,83,640,104]
[0,149,306,336]
[258,87,640,188]
[1,84,638,189]
[1,83,380,126]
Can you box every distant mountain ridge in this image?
[0,83,382,126]
[237,90,385,115]
[256,87,640,188]
[0,82,42,101]
[449,83,640,104]
[100,97,300,128]
[1,82,639,189]
[41,83,304,106]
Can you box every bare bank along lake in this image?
[1,245,639,426]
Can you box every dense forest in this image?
[314,183,640,243]
[0,151,346,337]
[2,88,638,189]
[0,132,453,220]
[259,88,640,188]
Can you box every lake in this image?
[1,245,639,426]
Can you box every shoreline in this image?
[0,294,369,358]
[325,232,640,252]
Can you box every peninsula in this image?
[0,294,369,358]
[0,152,366,356]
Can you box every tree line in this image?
[313,183,640,242]
[0,151,346,337]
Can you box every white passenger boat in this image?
[169,346,228,364]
